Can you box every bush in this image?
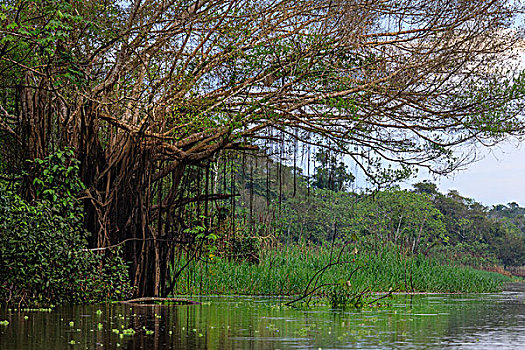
[429,242,500,268]
[0,149,132,306]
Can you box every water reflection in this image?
[1,286,525,349]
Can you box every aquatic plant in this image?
[171,243,511,297]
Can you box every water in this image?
[1,284,525,349]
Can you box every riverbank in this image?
[171,244,514,296]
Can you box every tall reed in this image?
[171,244,511,296]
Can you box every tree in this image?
[412,183,525,266]
[490,202,525,233]
[354,189,447,254]
[1,0,525,296]
[412,181,439,197]
[312,150,355,192]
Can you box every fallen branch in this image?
[120,297,200,305]
[285,262,359,306]
[82,237,189,251]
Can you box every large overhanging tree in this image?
[1,0,525,296]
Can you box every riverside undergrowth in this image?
[0,149,133,307]
[172,244,512,296]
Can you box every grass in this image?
[171,244,513,296]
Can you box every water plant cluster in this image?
[173,243,512,304]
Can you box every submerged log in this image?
[120,297,201,306]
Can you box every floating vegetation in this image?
[121,328,135,335]
[3,292,525,349]
[9,308,53,312]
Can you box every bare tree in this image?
[1,0,524,296]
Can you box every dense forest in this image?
[2,0,525,305]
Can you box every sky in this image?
[409,140,525,207]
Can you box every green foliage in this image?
[0,150,132,307]
[223,227,260,263]
[233,156,525,269]
[420,186,525,267]
[278,189,359,243]
[352,190,448,255]
[490,202,525,234]
[29,148,85,216]
[172,244,508,296]
[312,150,355,192]
[0,0,91,84]
[430,242,500,267]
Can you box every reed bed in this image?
[172,244,512,296]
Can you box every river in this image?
[1,284,525,349]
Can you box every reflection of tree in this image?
[122,305,179,349]
[2,296,525,348]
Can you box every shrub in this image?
[0,149,132,306]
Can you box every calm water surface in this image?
[1,284,525,349]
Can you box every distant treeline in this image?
[221,153,525,268]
